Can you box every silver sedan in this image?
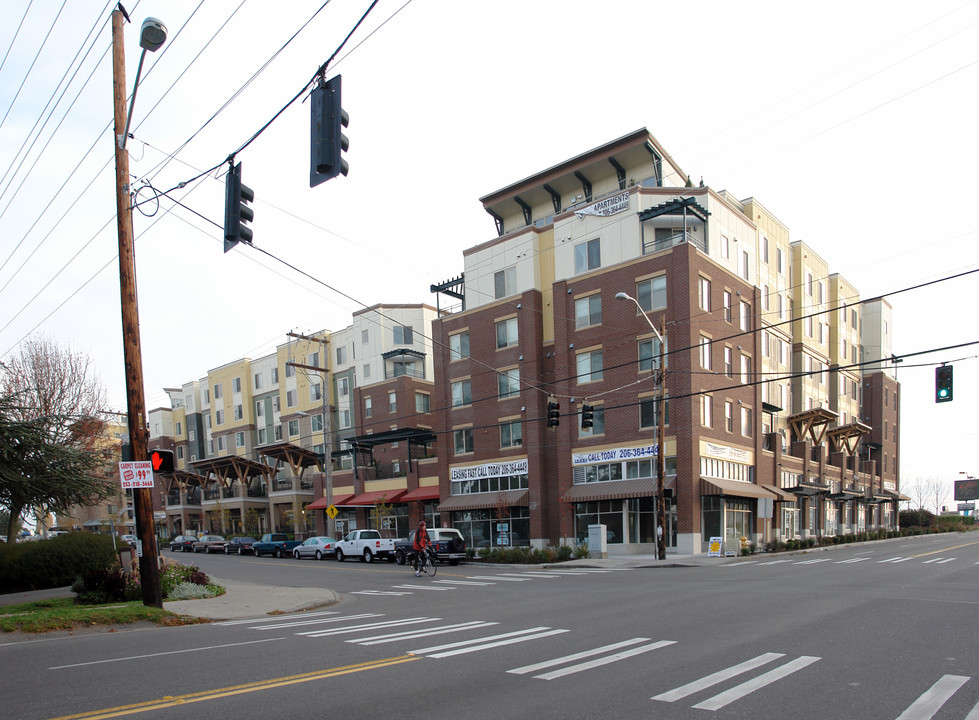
[293,536,336,560]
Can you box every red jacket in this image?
[413,528,430,551]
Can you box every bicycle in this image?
[411,547,437,577]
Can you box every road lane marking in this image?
[465,575,529,582]
[215,610,339,626]
[351,590,413,596]
[410,627,569,658]
[433,579,495,586]
[509,638,654,675]
[498,572,563,578]
[298,616,437,638]
[391,584,453,591]
[48,638,285,670]
[895,674,970,720]
[45,655,419,719]
[835,558,869,564]
[691,656,820,711]
[652,653,785,702]
[353,621,499,645]
[878,557,910,563]
[250,613,381,630]
[515,640,676,680]
[795,558,831,565]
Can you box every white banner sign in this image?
[704,442,750,463]
[572,444,658,466]
[450,458,528,482]
[574,191,630,219]
[119,461,154,489]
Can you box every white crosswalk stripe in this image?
[723,561,758,567]
[757,559,793,566]
[410,627,570,658]
[497,572,563,578]
[298,616,438,639]
[895,674,970,720]
[250,613,382,631]
[465,575,530,582]
[835,557,870,564]
[215,610,340,626]
[922,557,956,564]
[509,638,675,680]
[879,557,911,563]
[433,579,495,586]
[350,590,413,596]
[391,584,454,591]
[652,653,785,702]
[795,558,831,565]
[691,656,820,711]
[351,621,499,646]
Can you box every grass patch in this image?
[0,597,208,634]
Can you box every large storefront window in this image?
[574,500,628,544]
[725,499,752,547]
[781,503,800,539]
[824,501,837,536]
[369,504,408,538]
[453,507,529,549]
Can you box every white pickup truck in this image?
[335,529,397,563]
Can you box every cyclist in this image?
[412,520,432,576]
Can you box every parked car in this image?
[192,535,227,553]
[252,533,302,558]
[224,536,258,555]
[395,528,466,566]
[293,536,336,560]
[169,535,197,552]
[120,534,137,547]
[335,529,397,563]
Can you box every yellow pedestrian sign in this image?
[327,504,338,519]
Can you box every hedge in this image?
[0,533,119,593]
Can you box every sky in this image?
[0,0,976,506]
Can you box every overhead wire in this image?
[0,0,34,78]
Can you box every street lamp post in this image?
[111,9,167,607]
[616,292,667,560]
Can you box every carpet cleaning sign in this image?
[119,461,154,488]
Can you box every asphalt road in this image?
[2,533,978,720]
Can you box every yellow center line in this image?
[909,539,979,558]
[47,655,419,720]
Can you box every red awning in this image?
[341,489,407,506]
[307,493,354,511]
[401,486,440,502]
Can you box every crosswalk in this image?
[725,555,966,569]
[350,568,619,596]
[219,611,978,717]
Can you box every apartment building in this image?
[429,128,901,555]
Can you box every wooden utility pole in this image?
[656,317,667,560]
[111,9,162,608]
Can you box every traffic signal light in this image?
[546,401,560,427]
[224,161,254,253]
[149,449,174,473]
[581,404,594,429]
[936,364,953,403]
[310,74,349,187]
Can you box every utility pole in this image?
[656,317,667,561]
[287,332,334,539]
[111,8,162,607]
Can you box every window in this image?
[388,391,397,413]
[777,247,784,274]
[741,250,750,281]
[274,425,282,441]
[739,301,751,332]
[363,363,371,379]
[497,368,520,398]
[189,430,196,441]
[725,401,734,432]
[288,419,299,437]
[449,331,470,361]
[721,235,730,259]
[339,410,351,428]
[741,354,751,384]
[807,273,813,296]
[365,397,372,417]
[701,395,713,427]
[636,276,666,312]
[217,436,226,451]
[271,367,279,384]
[699,277,711,311]
[638,337,665,372]
[310,383,322,402]
[235,432,245,448]
[286,390,297,407]
[337,377,349,397]
[215,409,224,425]
[234,404,243,421]
[451,379,472,407]
[579,406,605,437]
[777,294,784,320]
[639,396,669,428]
[454,428,474,454]
[723,291,732,322]
[312,413,323,432]
[213,383,222,399]
[574,238,601,274]
[762,285,770,312]
[308,351,319,368]
[177,446,184,460]
[575,295,602,329]
[272,396,280,413]
[500,420,522,448]
[700,336,712,370]
[415,392,430,413]
[175,421,182,436]
[232,377,241,393]
[254,373,263,390]
[762,236,769,264]
[336,346,347,365]
[394,325,413,345]
[494,267,516,299]
[576,350,603,383]
[362,330,369,343]
[741,407,753,437]
[285,364,295,378]
[496,317,518,349]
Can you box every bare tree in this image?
[0,337,114,541]
[907,476,929,512]
[929,477,951,515]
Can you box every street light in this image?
[111,8,166,607]
[616,291,667,560]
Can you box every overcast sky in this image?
[0,0,976,503]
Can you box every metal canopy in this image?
[637,195,709,224]
[191,455,274,487]
[258,442,323,481]
[381,348,426,360]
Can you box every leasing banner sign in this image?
[450,459,529,481]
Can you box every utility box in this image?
[588,524,608,559]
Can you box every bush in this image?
[0,533,118,593]
[167,582,213,601]
[159,562,211,598]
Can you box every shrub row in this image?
[475,545,575,564]
[0,534,119,593]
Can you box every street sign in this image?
[118,461,154,488]
[326,504,339,519]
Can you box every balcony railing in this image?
[270,478,315,493]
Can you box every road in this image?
[2,533,978,720]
